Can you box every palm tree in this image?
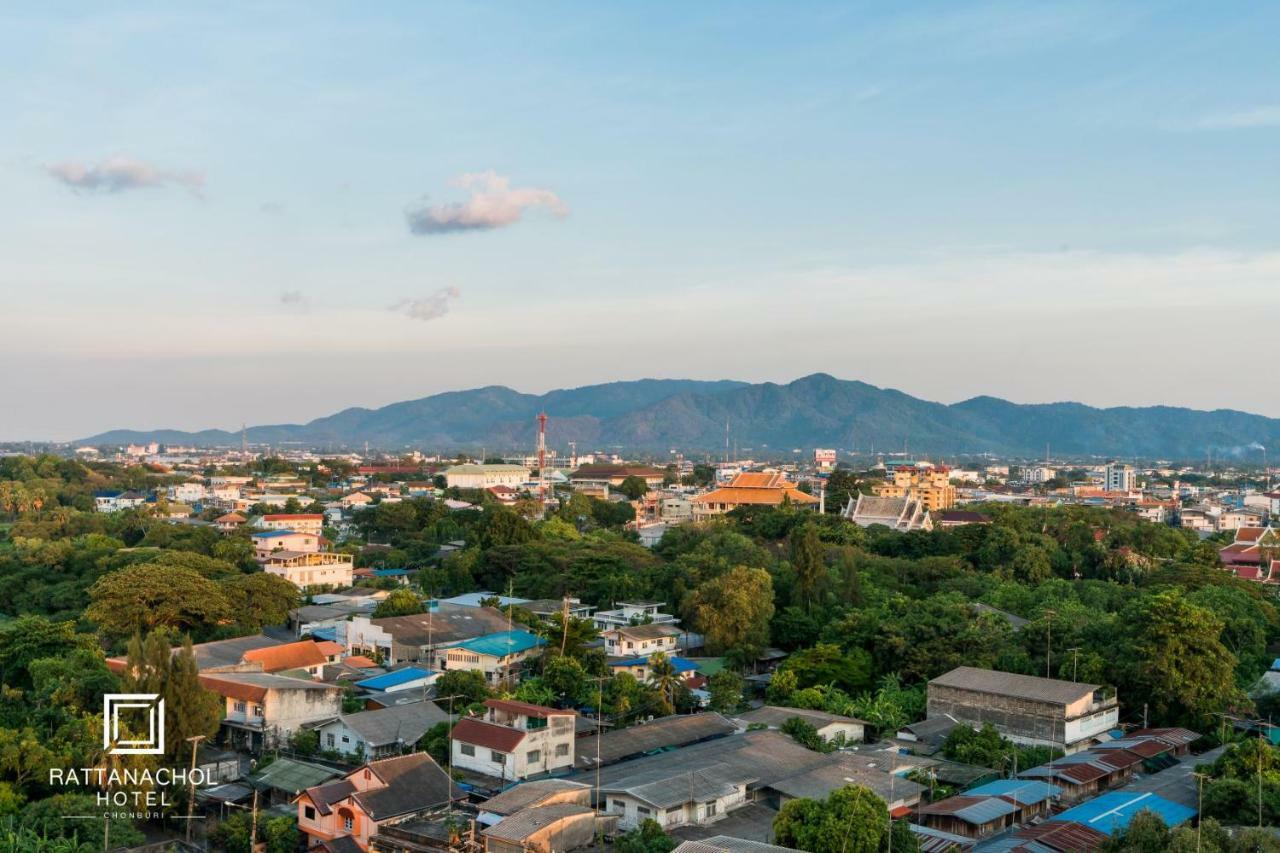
[647,652,679,713]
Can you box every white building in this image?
[443,464,530,490]
[1021,466,1056,485]
[593,601,677,631]
[450,699,576,781]
[259,513,325,535]
[1104,462,1136,493]
[601,624,683,658]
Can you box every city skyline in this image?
[4,3,1280,439]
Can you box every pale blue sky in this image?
[2,2,1278,440]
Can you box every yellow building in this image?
[872,466,957,512]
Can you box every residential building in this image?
[353,667,439,695]
[477,779,594,825]
[261,513,326,535]
[927,667,1118,753]
[264,551,355,589]
[215,512,247,532]
[342,491,375,509]
[253,529,321,559]
[814,449,837,469]
[844,493,933,531]
[296,752,464,850]
[442,464,529,489]
[433,630,546,686]
[872,465,956,512]
[601,623,683,658]
[1021,466,1056,485]
[608,654,700,684]
[482,803,599,853]
[573,714,736,771]
[345,605,511,665]
[1104,462,1136,493]
[593,601,677,631]
[450,699,577,781]
[242,640,332,677]
[735,706,866,744]
[200,671,345,753]
[691,472,818,519]
[309,702,452,760]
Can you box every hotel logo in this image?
[103,693,166,755]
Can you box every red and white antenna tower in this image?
[536,412,548,498]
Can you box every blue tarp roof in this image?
[448,630,545,658]
[308,627,338,641]
[371,568,411,577]
[1050,791,1195,835]
[251,529,299,538]
[965,779,1062,805]
[354,667,435,691]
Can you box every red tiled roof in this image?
[450,717,527,752]
[216,513,247,523]
[315,641,345,657]
[243,641,326,673]
[343,655,378,668]
[199,674,267,703]
[1235,527,1266,542]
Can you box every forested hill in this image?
[80,373,1280,458]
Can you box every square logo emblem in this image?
[103,693,166,755]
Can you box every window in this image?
[491,751,506,765]
[234,701,246,713]
[341,735,349,743]
[304,806,316,820]
[343,816,353,832]
[611,800,626,812]
[667,806,682,815]
[460,744,475,757]
[526,750,541,763]
[637,806,651,817]
[252,705,264,717]
[555,743,570,757]
[326,734,336,748]
[705,801,717,817]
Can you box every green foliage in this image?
[86,560,231,643]
[373,587,426,618]
[688,565,774,658]
[435,669,490,708]
[942,724,1061,772]
[614,819,677,853]
[707,670,744,713]
[616,476,650,501]
[772,784,889,853]
[18,796,144,850]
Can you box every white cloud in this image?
[390,287,461,322]
[45,155,205,195]
[405,171,568,235]
[1195,105,1280,130]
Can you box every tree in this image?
[222,572,300,631]
[617,476,650,501]
[781,643,873,694]
[0,616,97,689]
[124,634,222,761]
[86,562,231,642]
[647,652,680,714]
[19,794,145,850]
[1122,589,1240,726]
[688,565,775,659]
[790,524,828,611]
[1099,809,1170,853]
[373,588,426,618]
[614,819,676,853]
[772,784,888,853]
[707,670,744,713]
[824,468,861,515]
[435,670,490,708]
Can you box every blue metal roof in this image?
[965,779,1062,805]
[609,655,700,673]
[371,568,411,577]
[954,797,1018,824]
[308,627,338,641]
[1050,791,1195,835]
[1271,657,1280,671]
[251,529,300,539]
[448,630,545,658]
[354,666,436,691]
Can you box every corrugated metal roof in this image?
[964,779,1061,805]
[953,797,1019,824]
[1049,791,1195,835]
[355,667,435,690]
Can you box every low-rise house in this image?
[242,640,333,678]
[345,605,511,665]
[482,803,599,853]
[309,702,452,760]
[296,752,464,851]
[673,837,802,853]
[593,601,677,631]
[450,699,577,782]
[570,465,666,489]
[200,671,345,753]
[342,491,375,509]
[735,706,866,744]
[478,779,593,826]
[764,751,923,814]
[844,494,933,531]
[574,713,735,770]
[253,528,321,556]
[608,654,699,685]
[264,551,355,589]
[261,513,326,535]
[927,667,1118,753]
[353,667,438,696]
[215,512,247,532]
[602,623,683,658]
[434,630,545,687]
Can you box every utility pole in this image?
[249,787,259,852]
[1066,647,1080,682]
[185,734,206,844]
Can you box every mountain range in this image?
[80,374,1280,460]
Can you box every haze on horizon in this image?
[2,3,1279,441]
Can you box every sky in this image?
[2,2,1279,441]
